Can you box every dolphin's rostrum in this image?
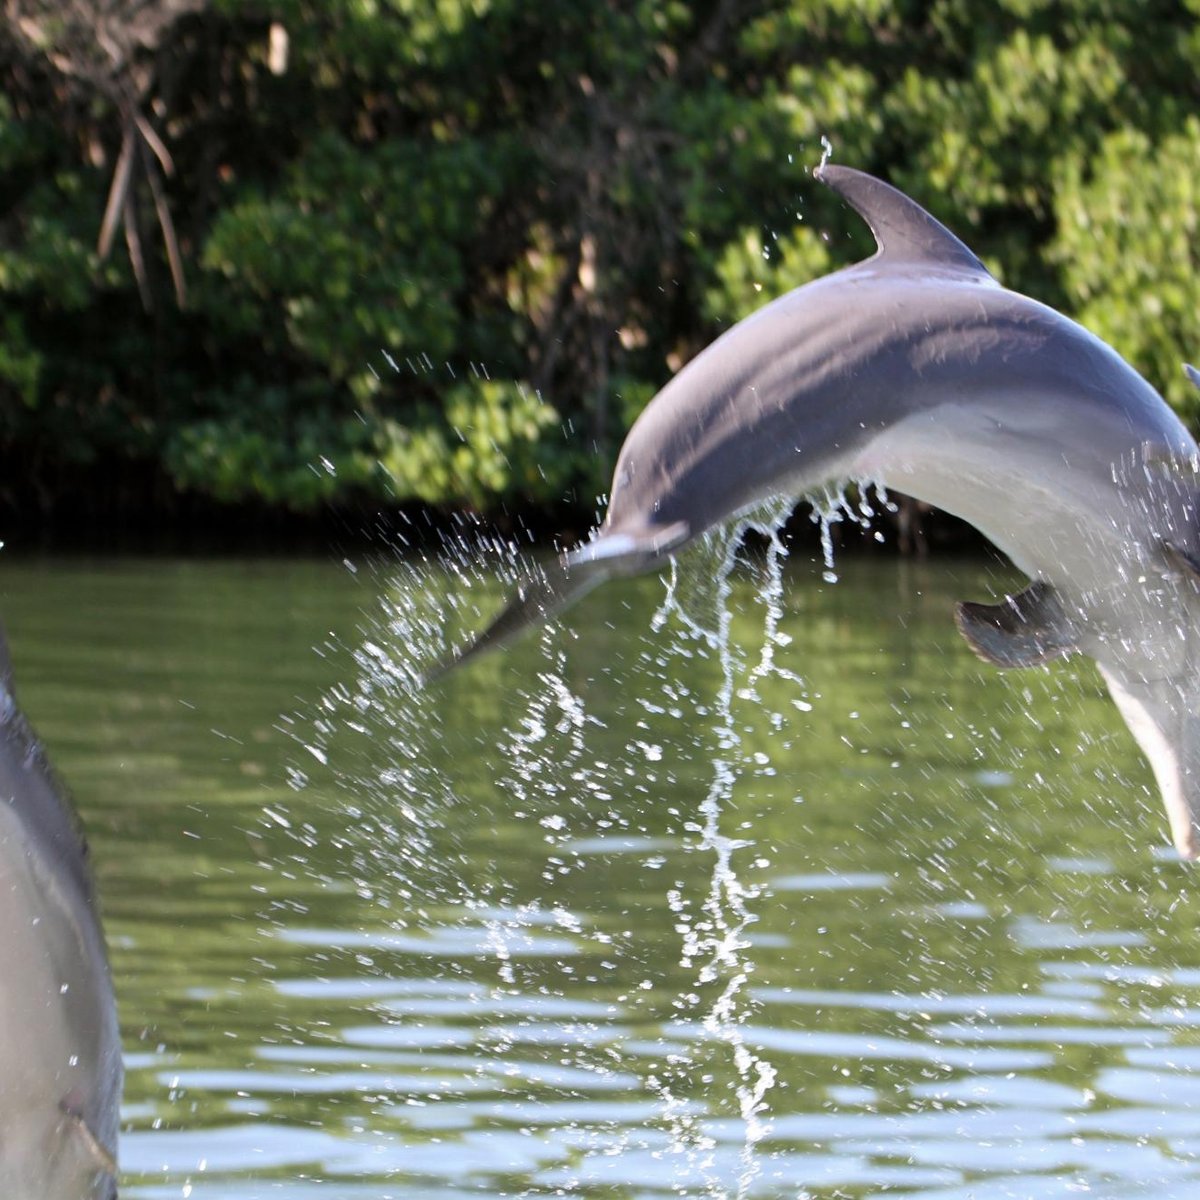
[435,164,1200,861]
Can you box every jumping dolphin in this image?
[0,628,121,1198]
[434,164,1200,860]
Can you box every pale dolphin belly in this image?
[853,397,1155,582]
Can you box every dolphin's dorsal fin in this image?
[954,581,1077,668]
[815,164,992,279]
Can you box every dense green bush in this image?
[1,0,1198,528]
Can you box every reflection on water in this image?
[2,552,1200,1198]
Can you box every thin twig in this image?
[141,137,186,307]
[134,110,174,176]
[123,190,152,310]
[97,118,136,259]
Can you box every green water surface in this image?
[2,551,1199,1199]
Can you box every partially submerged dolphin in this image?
[0,629,121,1197]
[436,164,1200,860]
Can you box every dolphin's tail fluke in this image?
[424,521,689,684]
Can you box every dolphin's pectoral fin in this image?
[954,581,1078,668]
[58,1093,118,1178]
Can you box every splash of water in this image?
[281,488,889,1195]
[740,511,805,702]
[487,653,599,982]
[647,500,811,1196]
[809,480,889,581]
[267,532,539,927]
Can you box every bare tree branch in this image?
[133,109,173,175]
[122,188,152,310]
[6,0,205,307]
[97,117,136,259]
[142,138,186,306]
